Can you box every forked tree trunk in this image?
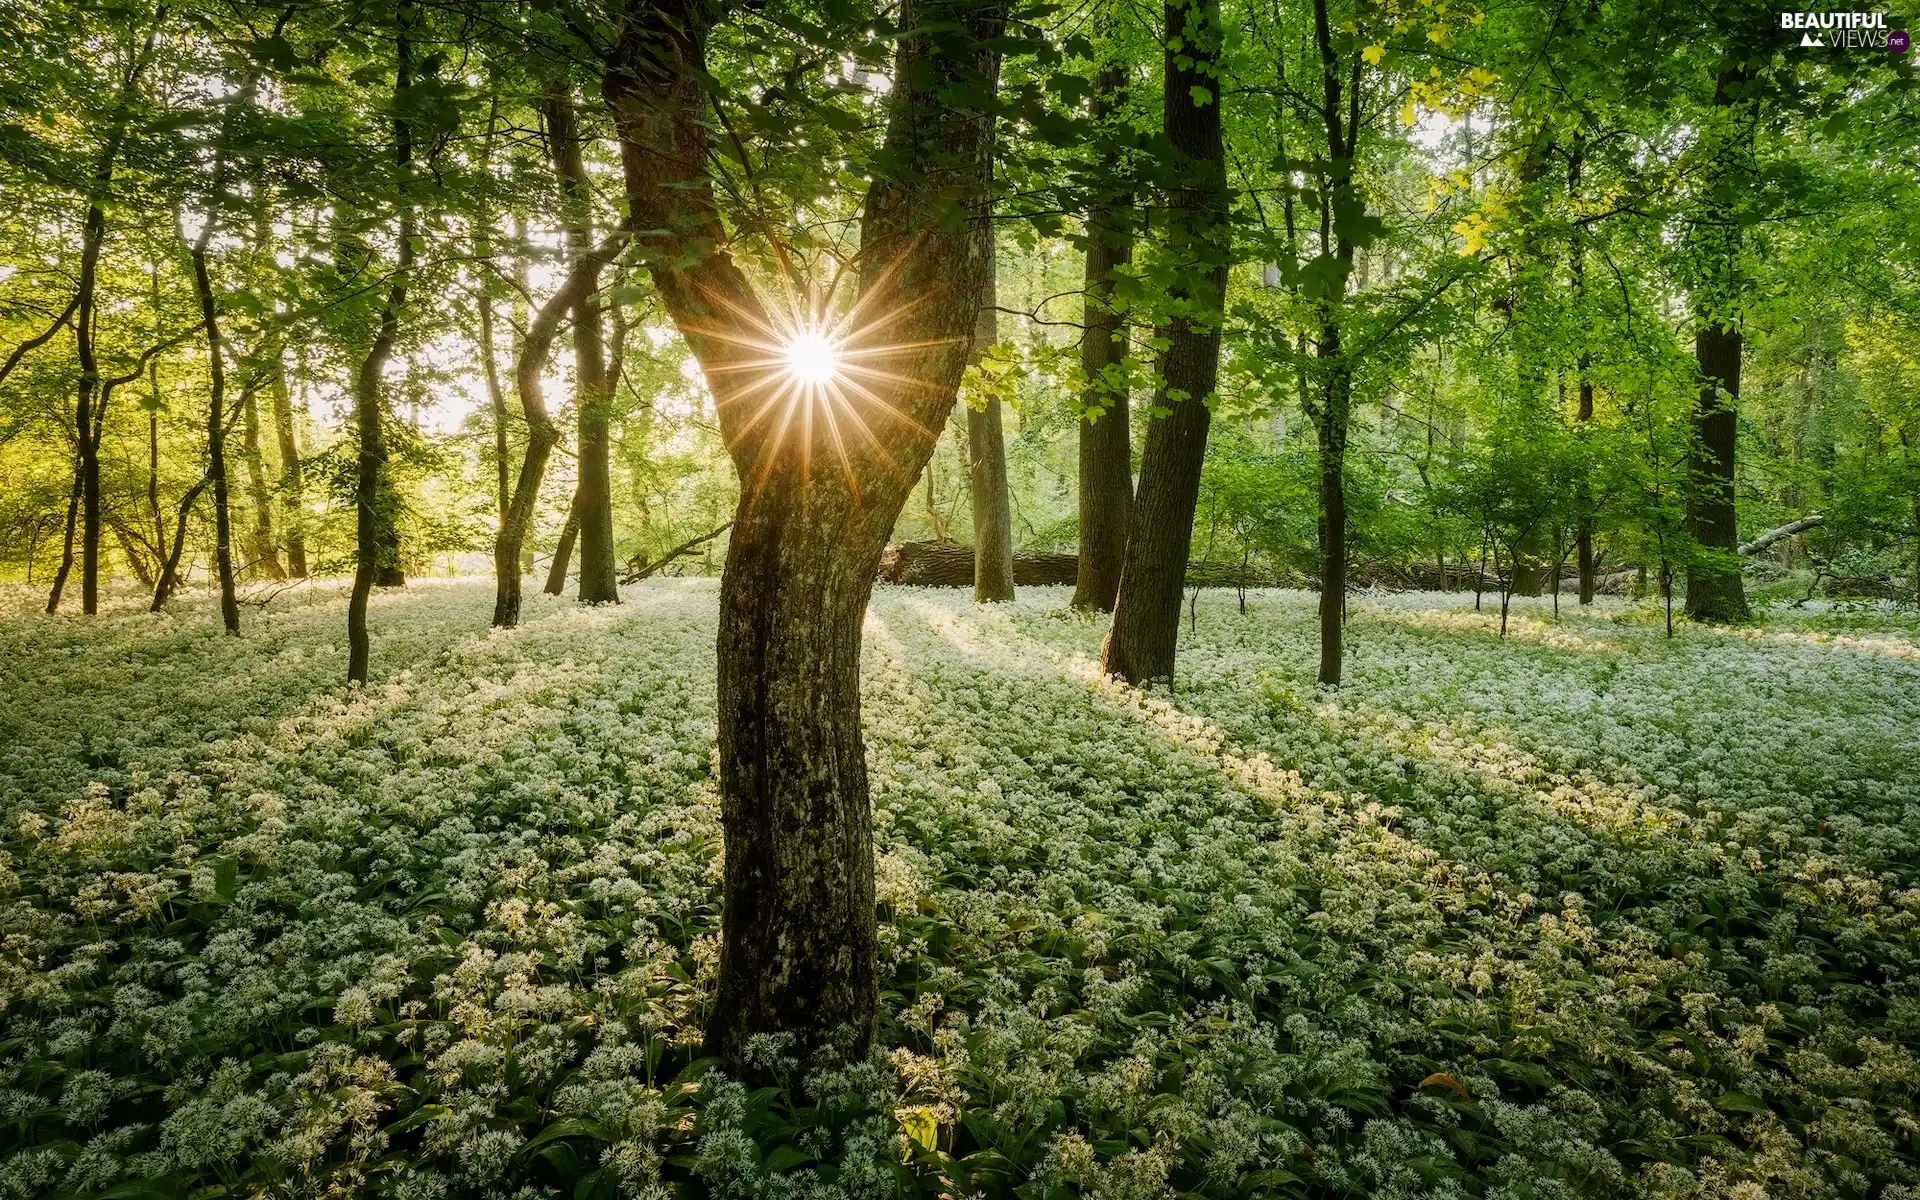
[1100,0,1229,684]
[604,0,1002,1072]
[1073,52,1133,612]
[965,240,1014,602]
[546,82,621,606]
[269,359,308,577]
[349,8,415,683]
[493,227,626,627]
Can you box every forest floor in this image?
[2,579,1918,1199]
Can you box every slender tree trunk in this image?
[112,522,156,588]
[189,237,241,634]
[493,226,625,627]
[1682,67,1751,624]
[269,359,307,577]
[966,238,1014,602]
[45,467,81,614]
[604,0,1004,1072]
[545,492,581,596]
[349,6,415,683]
[1304,0,1360,685]
[1073,60,1133,611]
[475,98,512,528]
[1100,0,1228,684]
[150,473,210,612]
[240,383,284,579]
[546,83,621,605]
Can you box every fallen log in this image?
[1739,514,1823,556]
[878,540,1079,587]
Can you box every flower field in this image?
[2,581,1917,1199]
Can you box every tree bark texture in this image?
[604,0,1003,1072]
[1073,57,1134,612]
[1101,0,1229,685]
[545,491,581,596]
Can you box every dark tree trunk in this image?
[604,0,1003,1073]
[1100,0,1228,685]
[189,245,241,634]
[150,473,211,612]
[75,200,105,616]
[240,382,284,579]
[547,83,621,606]
[1304,0,1361,686]
[46,467,81,615]
[545,492,581,596]
[349,7,415,683]
[1681,66,1751,624]
[1072,59,1134,612]
[966,239,1014,602]
[269,359,308,577]
[476,99,512,528]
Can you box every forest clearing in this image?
[5,0,1919,1192]
[2,581,1917,1196]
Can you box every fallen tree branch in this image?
[1739,514,1823,556]
[623,521,732,583]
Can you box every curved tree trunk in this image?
[546,82,621,606]
[966,239,1014,602]
[1100,0,1228,685]
[604,0,1003,1073]
[349,7,415,683]
[1072,58,1134,612]
[544,491,581,596]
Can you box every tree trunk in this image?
[240,382,284,579]
[188,245,241,633]
[965,239,1015,602]
[1682,67,1750,624]
[546,82,621,606]
[150,473,211,612]
[1072,58,1134,612]
[45,467,81,615]
[1100,0,1228,685]
[349,7,415,683]
[1304,0,1361,686]
[603,0,1003,1072]
[492,225,625,628]
[545,492,581,596]
[269,358,308,577]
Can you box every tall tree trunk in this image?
[966,238,1014,602]
[1683,66,1751,624]
[1072,60,1134,611]
[475,98,512,528]
[240,382,284,579]
[603,0,1003,1072]
[1304,0,1361,686]
[269,358,307,577]
[349,6,416,683]
[67,11,162,616]
[546,82,621,605]
[1100,0,1229,684]
[150,473,211,612]
[189,243,241,633]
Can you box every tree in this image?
[966,234,1015,602]
[1100,0,1229,684]
[601,0,1005,1068]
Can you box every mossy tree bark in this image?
[965,238,1014,602]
